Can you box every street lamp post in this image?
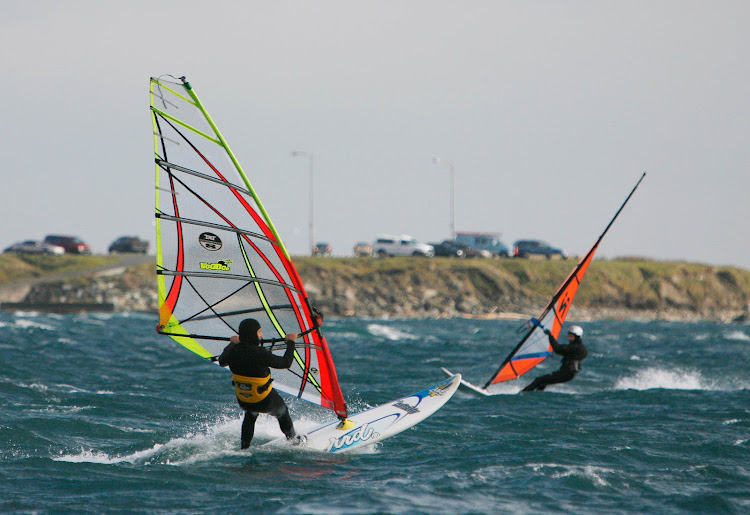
[432,156,455,240]
[291,151,315,255]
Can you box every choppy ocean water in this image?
[1,311,748,513]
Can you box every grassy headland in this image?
[295,256,750,321]
[1,254,748,321]
[0,254,121,283]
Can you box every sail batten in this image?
[156,159,255,196]
[151,76,348,418]
[483,174,646,388]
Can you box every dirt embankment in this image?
[2,256,749,322]
[297,258,750,322]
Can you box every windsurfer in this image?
[521,325,588,392]
[219,318,297,449]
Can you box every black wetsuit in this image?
[522,333,588,392]
[218,339,296,448]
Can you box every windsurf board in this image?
[264,374,461,453]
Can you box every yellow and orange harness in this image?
[231,373,273,403]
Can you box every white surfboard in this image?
[264,374,461,453]
[440,367,493,396]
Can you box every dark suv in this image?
[429,240,491,258]
[512,240,567,259]
[109,236,149,254]
[312,242,332,256]
[44,235,91,254]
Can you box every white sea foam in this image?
[74,316,108,327]
[527,463,616,487]
[724,330,749,341]
[331,331,361,341]
[615,367,711,391]
[11,311,41,317]
[55,448,137,465]
[366,324,417,341]
[53,411,359,466]
[54,384,115,395]
[26,382,49,393]
[14,318,56,331]
[54,416,241,465]
[113,425,155,434]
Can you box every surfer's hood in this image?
[238,319,261,345]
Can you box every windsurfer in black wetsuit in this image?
[218,318,298,449]
[521,325,588,392]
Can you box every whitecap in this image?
[328,331,360,340]
[14,319,56,331]
[724,330,749,342]
[55,445,166,465]
[53,384,115,396]
[366,324,417,341]
[53,410,349,466]
[527,463,616,487]
[615,367,710,391]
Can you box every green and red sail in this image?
[151,76,347,418]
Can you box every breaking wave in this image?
[367,324,418,341]
[614,367,747,391]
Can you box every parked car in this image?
[3,240,65,255]
[109,236,149,254]
[430,240,491,258]
[43,235,91,254]
[512,239,567,259]
[353,241,373,257]
[455,232,510,257]
[372,235,434,257]
[312,242,332,256]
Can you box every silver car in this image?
[4,240,65,255]
[372,235,434,257]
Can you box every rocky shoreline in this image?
[2,257,749,323]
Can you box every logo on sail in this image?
[200,259,232,271]
[326,423,380,452]
[199,232,223,251]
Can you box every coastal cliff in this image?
[1,255,749,321]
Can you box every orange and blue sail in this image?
[484,173,646,388]
[150,76,347,418]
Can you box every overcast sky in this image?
[2,1,748,269]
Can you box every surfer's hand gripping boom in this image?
[527,317,551,335]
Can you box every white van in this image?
[372,235,434,257]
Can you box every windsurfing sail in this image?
[150,75,348,419]
[483,173,646,388]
